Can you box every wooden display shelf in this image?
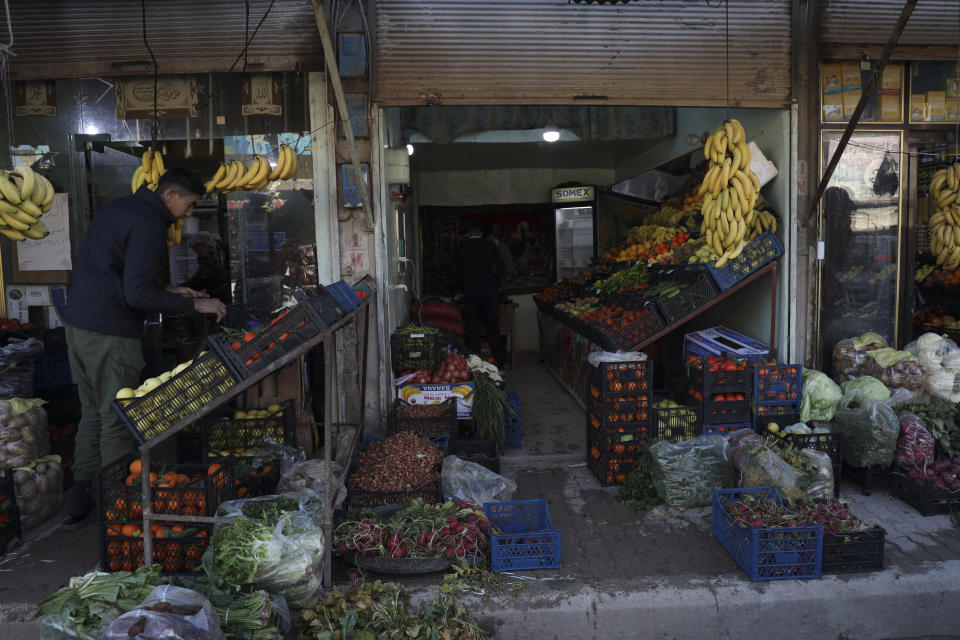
[135,297,372,587]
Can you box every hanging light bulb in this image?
[542,125,560,143]
[406,143,415,156]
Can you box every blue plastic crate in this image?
[706,231,784,292]
[325,280,361,311]
[703,422,751,436]
[712,487,823,581]
[483,499,561,572]
[504,389,522,450]
[34,354,73,389]
[753,363,802,407]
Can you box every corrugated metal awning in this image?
[6,0,324,80]
[820,0,960,60]
[373,0,792,108]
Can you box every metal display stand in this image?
[130,297,372,587]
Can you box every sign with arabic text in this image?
[15,82,56,117]
[115,77,198,120]
[241,74,282,116]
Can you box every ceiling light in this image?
[542,126,560,143]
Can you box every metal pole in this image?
[322,333,334,587]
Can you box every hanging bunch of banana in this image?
[204,143,298,195]
[745,200,779,242]
[166,218,184,249]
[928,163,960,271]
[131,149,166,193]
[0,165,54,241]
[696,119,763,268]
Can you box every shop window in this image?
[818,131,903,376]
[820,60,904,124]
[908,61,960,124]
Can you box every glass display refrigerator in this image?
[552,185,597,281]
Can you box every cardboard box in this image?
[842,62,862,89]
[927,91,946,121]
[947,77,960,99]
[881,64,902,90]
[397,381,475,420]
[683,326,770,363]
[822,63,842,93]
[822,92,844,121]
[842,90,861,119]
[948,98,960,122]
[911,94,927,122]
[880,93,902,121]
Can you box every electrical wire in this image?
[140,0,159,146]
[724,0,730,117]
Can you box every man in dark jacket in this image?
[454,223,505,366]
[61,168,227,528]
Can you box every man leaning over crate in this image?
[60,168,227,529]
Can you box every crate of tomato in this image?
[208,303,323,380]
[579,301,664,351]
[684,354,752,398]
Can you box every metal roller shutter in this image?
[372,0,792,107]
[7,0,324,80]
[820,0,960,60]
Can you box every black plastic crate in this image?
[703,422,751,436]
[597,305,665,351]
[587,393,652,431]
[684,362,752,400]
[655,270,719,325]
[98,452,236,521]
[822,525,885,573]
[587,408,651,445]
[208,303,323,380]
[890,469,960,516]
[698,393,751,424]
[100,523,211,574]
[753,407,802,435]
[113,350,238,444]
[295,286,347,327]
[753,363,803,406]
[202,399,296,457]
[843,462,893,497]
[232,456,281,499]
[391,329,440,371]
[450,439,500,474]
[343,477,443,509]
[651,401,701,442]
[587,431,640,486]
[587,360,652,399]
[0,468,21,555]
[389,398,457,437]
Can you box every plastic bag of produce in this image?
[0,398,50,470]
[441,455,517,506]
[13,454,62,530]
[725,430,833,500]
[204,511,325,609]
[895,412,936,468]
[99,585,224,640]
[587,350,647,365]
[276,457,347,511]
[862,347,927,393]
[216,492,327,525]
[840,376,891,403]
[833,390,899,468]
[832,332,887,383]
[906,333,960,402]
[799,368,843,423]
[649,435,732,508]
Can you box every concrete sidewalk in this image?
[2,351,960,639]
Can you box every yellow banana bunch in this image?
[0,166,56,242]
[697,119,764,267]
[166,218,184,249]
[132,150,167,193]
[204,144,299,196]
[929,163,960,271]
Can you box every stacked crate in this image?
[751,361,802,434]
[586,360,652,486]
[684,356,752,435]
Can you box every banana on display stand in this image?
[205,143,299,196]
[928,162,960,272]
[0,164,54,242]
[696,119,770,267]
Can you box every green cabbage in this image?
[840,376,891,403]
[799,368,843,423]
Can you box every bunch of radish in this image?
[895,412,935,467]
[334,499,490,559]
[722,496,873,533]
[902,458,960,491]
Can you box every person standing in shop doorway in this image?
[454,222,505,367]
[484,222,515,295]
[60,168,228,529]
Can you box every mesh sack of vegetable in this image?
[649,435,733,508]
[833,390,899,468]
[861,348,927,394]
[726,430,835,500]
[204,511,325,609]
[906,333,960,402]
[832,332,886,384]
